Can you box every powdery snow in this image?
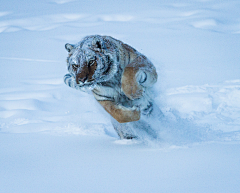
[0,0,240,192]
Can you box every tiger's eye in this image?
[88,60,95,66]
[72,64,79,69]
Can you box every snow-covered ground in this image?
[1,0,240,192]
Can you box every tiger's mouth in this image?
[75,77,97,89]
[64,73,97,92]
[76,80,94,87]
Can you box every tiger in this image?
[64,35,158,139]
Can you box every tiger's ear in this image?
[65,43,74,52]
[91,36,106,52]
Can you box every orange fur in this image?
[65,35,157,124]
[98,101,140,123]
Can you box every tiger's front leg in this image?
[97,100,140,123]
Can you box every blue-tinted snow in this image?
[0,0,240,192]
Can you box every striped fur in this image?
[64,35,158,139]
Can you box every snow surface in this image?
[0,0,240,192]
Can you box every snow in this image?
[1,134,240,193]
[0,0,240,192]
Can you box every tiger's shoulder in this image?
[90,35,157,102]
[99,36,141,68]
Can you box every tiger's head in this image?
[65,35,118,90]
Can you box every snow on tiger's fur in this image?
[64,35,159,139]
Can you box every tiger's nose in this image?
[76,75,88,84]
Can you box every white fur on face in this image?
[68,41,118,85]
